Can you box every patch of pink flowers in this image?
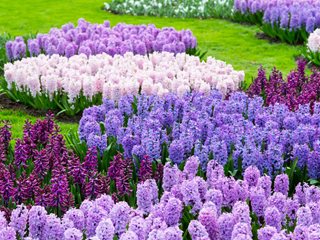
[4,52,244,104]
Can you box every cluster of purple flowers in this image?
[234,0,320,43]
[5,18,197,61]
[1,157,320,240]
[0,114,161,216]
[79,89,320,178]
[248,59,320,111]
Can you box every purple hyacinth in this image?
[188,220,209,240]
[128,216,147,240]
[198,204,219,240]
[218,213,236,240]
[264,207,282,231]
[64,228,83,240]
[28,206,47,239]
[9,205,28,237]
[43,214,64,240]
[257,225,277,240]
[63,208,85,231]
[244,165,260,187]
[109,202,131,235]
[274,174,289,196]
[95,218,115,240]
[163,197,183,226]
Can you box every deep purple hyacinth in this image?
[248,60,320,112]
[108,153,133,198]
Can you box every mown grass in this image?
[0,0,301,138]
[0,108,78,141]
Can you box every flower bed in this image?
[234,0,320,44]
[5,18,197,61]
[3,52,244,115]
[1,156,320,239]
[304,28,320,66]
[79,90,320,182]
[0,115,163,216]
[247,59,320,111]
[105,0,234,19]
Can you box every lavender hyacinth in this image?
[6,18,197,61]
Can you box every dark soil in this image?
[255,32,282,44]
[0,94,81,123]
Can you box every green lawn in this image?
[0,0,301,138]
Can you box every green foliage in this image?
[302,47,320,67]
[232,11,263,25]
[261,23,308,45]
[0,33,10,75]
[0,79,103,116]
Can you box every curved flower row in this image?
[79,90,320,179]
[105,0,234,19]
[234,0,320,43]
[5,18,197,61]
[1,157,320,240]
[3,52,244,114]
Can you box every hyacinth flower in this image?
[3,50,244,116]
[234,0,320,44]
[80,89,320,184]
[248,59,320,112]
[5,18,197,62]
[0,113,165,218]
[1,157,320,239]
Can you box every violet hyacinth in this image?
[6,18,197,61]
[82,89,320,180]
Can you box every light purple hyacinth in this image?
[188,220,209,240]
[258,225,277,240]
[128,216,147,240]
[163,226,183,240]
[198,204,219,240]
[232,201,251,224]
[244,166,260,187]
[9,205,28,238]
[28,206,47,239]
[218,213,236,240]
[137,179,158,214]
[0,227,16,240]
[43,214,64,240]
[109,202,131,235]
[63,209,85,231]
[163,197,183,226]
[6,18,197,61]
[95,218,115,240]
[274,174,289,196]
[119,230,138,240]
[64,228,83,240]
[183,156,199,179]
[85,204,109,237]
[264,207,282,231]
[231,222,252,240]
